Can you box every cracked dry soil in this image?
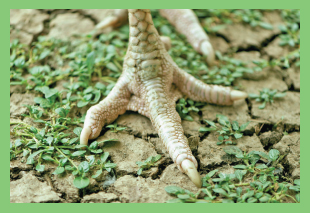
[10,9,300,203]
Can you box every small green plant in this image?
[199,114,250,145]
[165,147,299,203]
[136,154,162,175]
[232,9,273,29]
[252,49,300,69]
[278,23,299,47]
[202,51,254,86]
[10,121,118,189]
[106,123,127,133]
[176,98,204,121]
[248,88,286,109]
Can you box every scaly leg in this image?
[81,9,247,187]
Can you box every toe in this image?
[80,126,92,146]
[230,90,248,101]
[181,159,202,188]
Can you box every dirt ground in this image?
[10,9,300,203]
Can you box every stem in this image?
[285,194,298,203]
[235,183,250,187]
[55,146,78,170]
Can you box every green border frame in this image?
[4,0,306,212]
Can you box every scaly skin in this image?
[95,9,215,64]
[81,9,247,187]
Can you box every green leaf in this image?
[247,197,258,203]
[205,120,217,128]
[86,52,95,70]
[100,152,109,163]
[234,133,243,139]
[23,149,30,157]
[235,170,247,182]
[73,127,83,137]
[78,161,90,173]
[165,186,185,195]
[42,154,54,161]
[72,150,86,157]
[259,195,270,203]
[268,149,280,161]
[137,168,143,175]
[153,154,162,162]
[53,166,65,175]
[14,139,23,147]
[166,199,183,203]
[177,194,190,200]
[274,93,286,98]
[233,165,247,169]
[39,49,51,60]
[239,121,251,131]
[294,179,300,186]
[213,188,227,196]
[258,102,266,109]
[55,108,67,117]
[199,127,217,132]
[295,193,300,202]
[92,169,103,178]
[28,149,46,160]
[73,176,90,189]
[106,62,119,72]
[36,164,45,172]
[206,169,218,178]
[77,100,89,108]
[259,22,273,30]
[232,121,239,131]
[253,151,269,160]
[223,146,242,156]
[222,199,234,203]
[104,163,117,168]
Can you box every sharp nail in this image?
[181,159,202,188]
[95,16,118,30]
[200,41,215,65]
[80,126,92,146]
[230,90,248,101]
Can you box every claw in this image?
[160,36,171,51]
[200,41,215,65]
[95,16,118,30]
[230,90,248,101]
[80,126,92,146]
[181,159,202,188]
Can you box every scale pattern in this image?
[81,9,245,184]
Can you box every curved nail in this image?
[95,16,118,30]
[200,41,215,66]
[230,90,248,101]
[80,126,92,146]
[181,159,202,188]
[160,36,171,51]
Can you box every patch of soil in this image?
[48,13,95,39]
[251,92,300,130]
[81,192,119,203]
[217,11,283,50]
[97,131,158,176]
[10,93,36,118]
[273,132,300,178]
[201,99,258,133]
[10,172,61,203]
[197,132,265,169]
[10,9,49,35]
